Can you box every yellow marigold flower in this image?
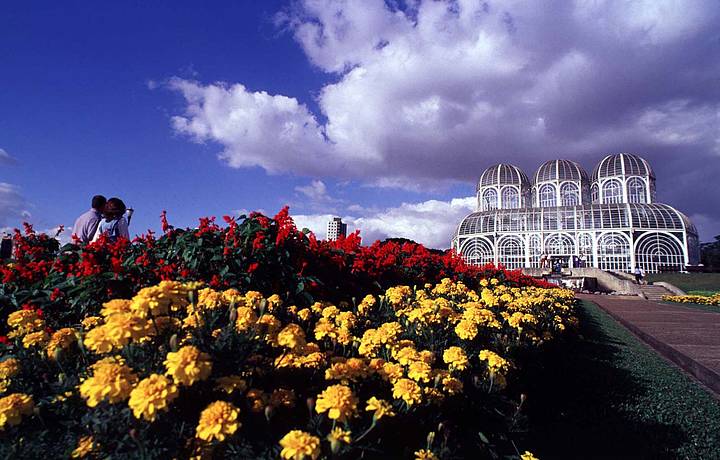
[71,435,95,458]
[101,299,132,317]
[481,288,498,307]
[315,384,358,423]
[392,378,422,406]
[7,309,44,333]
[164,345,212,386]
[393,346,420,366]
[443,347,469,372]
[521,451,540,460]
[297,308,311,321]
[234,306,258,332]
[478,350,510,375]
[215,375,247,394]
[244,291,264,309]
[267,294,283,311]
[46,327,77,358]
[407,361,432,383]
[221,288,243,306]
[22,330,49,348]
[104,313,152,346]
[277,324,307,351]
[79,357,138,407]
[379,362,404,382]
[314,318,336,341]
[197,288,225,310]
[442,376,463,395]
[455,319,478,340]
[327,427,351,452]
[357,294,376,315]
[279,430,321,460]
[415,448,439,460]
[0,359,19,380]
[0,393,34,429]
[385,286,412,306]
[321,305,340,318]
[128,374,179,421]
[81,316,103,329]
[195,400,240,442]
[83,325,116,354]
[365,396,395,421]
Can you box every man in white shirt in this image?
[72,195,106,244]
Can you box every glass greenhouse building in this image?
[452,153,699,273]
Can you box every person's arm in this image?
[117,218,130,239]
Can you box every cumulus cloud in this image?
[295,180,332,201]
[0,182,31,227]
[169,0,720,229]
[294,196,475,248]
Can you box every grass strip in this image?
[519,300,720,459]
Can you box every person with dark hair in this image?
[91,197,130,242]
[71,195,107,243]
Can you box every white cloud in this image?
[294,195,475,248]
[0,182,31,227]
[168,0,720,191]
[295,180,331,201]
[0,148,16,165]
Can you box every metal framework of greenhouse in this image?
[453,155,699,273]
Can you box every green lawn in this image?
[518,300,720,459]
[646,272,720,294]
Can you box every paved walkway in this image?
[577,293,720,395]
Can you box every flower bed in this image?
[0,278,573,458]
[0,209,569,458]
[0,208,551,332]
[662,293,720,306]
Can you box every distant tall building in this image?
[327,217,347,241]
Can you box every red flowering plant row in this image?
[0,207,551,333]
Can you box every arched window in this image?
[545,233,575,256]
[560,183,579,206]
[501,187,519,209]
[497,236,525,269]
[538,184,556,207]
[597,232,631,271]
[482,189,498,211]
[602,179,623,204]
[591,183,599,203]
[627,177,646,203]
[460,237,494,266]
[635,232,685,273]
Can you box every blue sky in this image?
[1,1,719,247]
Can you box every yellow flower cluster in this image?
[0,393,34,430]
[663,293,720,306]
[0,358,20,393]
[2,277,574,456]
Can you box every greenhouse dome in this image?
[476,164,531,211]
[454,154,698,273]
